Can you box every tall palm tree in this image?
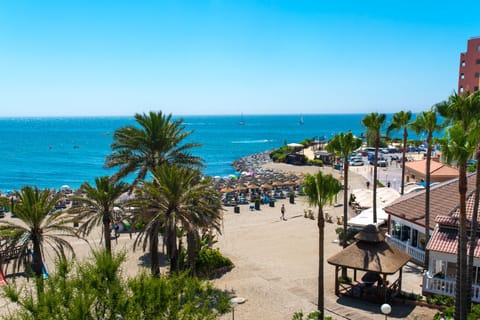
[105,111,203,185]
[0,186,77,291]
[437,90,480,314]
[303,171,342,320]
[410,110,442,270]
[361,112,386,223]
[387,110,412,195]
[326,132,362,252]
[440,123,476,320]
[70,177,128,255]
[134,164,223,276]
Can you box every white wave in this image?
[231,139,273,144]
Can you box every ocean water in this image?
[0,114,398,192]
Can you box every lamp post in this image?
[381,303,391,320]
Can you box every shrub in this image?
[196,248,233,277]
[338,276,352,284]
[307,159,323,166]
[425,293,454,306]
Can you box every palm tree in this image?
[0,186,77,291]
[410,110,442,270]
[303,171,342,320]
[70,176,128,255]
[440,123,476,320]
[105,111,203,185]
[437,90,480,314]
[134,164,223,276]
[326,132,362,251]
[387,111,412,195]
[361,112,386,223]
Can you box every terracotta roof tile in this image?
[383,173,476,230]
[426,226,480,258]
[405,159,459,179]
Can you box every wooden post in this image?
[335,265,339,295]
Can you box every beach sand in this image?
[214,163,438,320]
[0,163,438,319]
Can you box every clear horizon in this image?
[1,1,479,117]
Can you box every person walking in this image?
[281,204,286,220]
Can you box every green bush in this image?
[270,146,291,162]
[338,276,352,284]
[307,159,323,166]
[196,248,233,277]
[425,293,454,305]
[1,250,231,319]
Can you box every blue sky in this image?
[0,1,479,117]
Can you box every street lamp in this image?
[230,297,246,320]
[381,303,391,320]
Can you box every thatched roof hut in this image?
[327,224,410,302]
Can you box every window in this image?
[475,86,479,92]
[460,87,465,93]
[462,61,466,67]
[476,72,480,78]
[477,59,480,64]
[460,73,465,79]
[478,45,480,52]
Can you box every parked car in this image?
[350,159,364,166]
[377,159,388,167]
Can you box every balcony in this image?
[385,234,425,266]
[422,275,480,303]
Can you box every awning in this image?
[348,207,389,228]
[351,188,400,209]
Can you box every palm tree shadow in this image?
[137,252,168,268]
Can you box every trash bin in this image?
[234,206,240,214]
[269,201,275,207]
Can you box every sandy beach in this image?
[213,162,438,320]
[0,162,438,320]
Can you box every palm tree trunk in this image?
[317,206,325,320]
[455,165,468,320]
[32,238,44,295]
[341,157,349,278]
[103,218,112,254]
[400,128,407,195]
[467,146,480,311]
[373,134,379,223]
[169,224,178,273]
[423,136,432,269]
[150,221,160,276]
[187,230,198,277]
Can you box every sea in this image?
[0,114,416,192]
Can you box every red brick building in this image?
[459,37,480,93]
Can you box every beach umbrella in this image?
[228,174,238,179]
[272,181,283,187]
[236,185,247,191]
[261,183,272,189]
[247,183,259,189]
[220,187,235,193]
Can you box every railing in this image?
[422,276,480,303]
[0,246,26,261]
[385,235,425,266]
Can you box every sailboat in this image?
[299,114,304,125]
[239,113,245,125]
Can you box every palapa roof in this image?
[328,225,410,274]
[383,173,477,230]
[405,159,459,182]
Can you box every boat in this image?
[239,113,245,125]
[299,115,304,125]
